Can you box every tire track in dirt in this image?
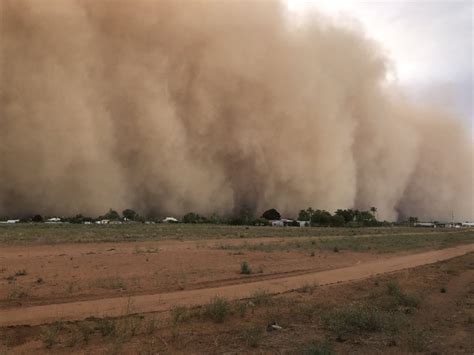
[1,244,473,327]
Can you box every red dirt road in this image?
[1,243,472,327]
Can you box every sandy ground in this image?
[2,243,473,326]
[0,237,388,309]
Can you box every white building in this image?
[47,217,61,223]
[414,222,436,228]
[0,219,20,224]
[162,217,178,223]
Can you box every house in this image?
[271,220,284,227]
[46,217,61,223]
[297,220,309,227]
[414,222,436,228]
[95,219,110,225]
[0,219,20,224]
[162,217,178,223]
[461,222,474,227]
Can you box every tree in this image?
[311,210,332,226]
[335,209,356,224]
[298,209,310,221]
[262,208,281,221]
[408,216,418,225]
[183,212,201,223]
[122,209,138,221]
[356,210,377,226]
[32,214,43,223]
[104,209,120,220]
[370,206,377,219]
[231,205,254,225]
[209,212,222,224]
[330,214,345,227]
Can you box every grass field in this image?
[0,224,472,354]
[0,223,471,245]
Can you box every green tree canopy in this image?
[122,209,138,221]
[262,208,281,220]
[104,209,120,220]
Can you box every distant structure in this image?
[0,219,20,224]
[46,217,61,223]
[162,217,178,223]
[414,222,436,228]
[271,220,284,227]
[270,218,308,227]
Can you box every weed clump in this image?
[386,281,421,308]
[301,339,334,355]
[252,289,272,306]
[15,269,27,276]
[242,324,263,347]
[322,304,384,340]
[240,261,251,274]
[170,305,189,325]
[203,296,230,323]
[41,323,62,348]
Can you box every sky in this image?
[285,0,473,126]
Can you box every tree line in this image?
[1,206,399,228]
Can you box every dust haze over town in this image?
[0,0,472,222]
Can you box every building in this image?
[0,219,20,224]
[163,217,178,223]
[46,217,61,223]
[414,222,436,228]
[271,220,284,227]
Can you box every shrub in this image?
[170,305,189,325]
[242,324,263,347]
[322,305,384,339]
[252,289,272,306]
[302,339,334,355]
[15,269,27,276]
[41,323,61,348]
[203,296,230,323]
[240,261,251,274]
[96,319,116,337]
[387,281,421,308]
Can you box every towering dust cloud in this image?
[0,0,472,221]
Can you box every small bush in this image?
[96,319,116,337]
[302,339,334,355]
[8,285,28,300]
[41,323,61,348]
[333,246,339,253]
[387,281,421,308]
[440,287,447,293]
[240,261,251,274]
[237,302,247,317]
[242,324,263,348]
[15,269,27,276]
[323,305,384,339]
[170,305,189,325]
[78,323,94,343]
[252,289,272,306]
[93,277,126,290]
[407,328,430,352]
[203,296,230,323]
[145,318,158,335]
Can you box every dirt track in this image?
[1,243,472,327]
